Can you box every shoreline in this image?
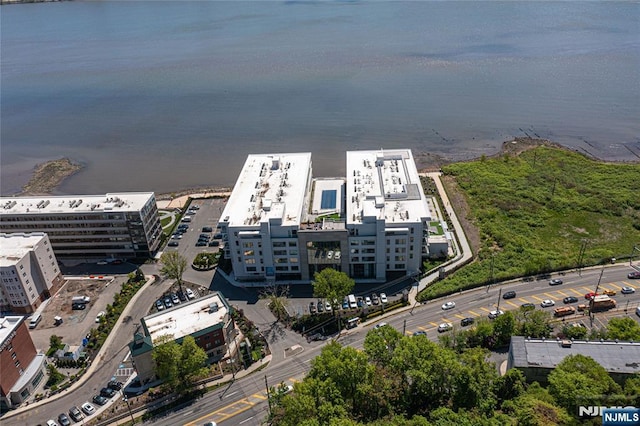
[9,138,638,201]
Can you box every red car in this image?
[584,292,599,300]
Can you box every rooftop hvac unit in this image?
[209,302,219,313]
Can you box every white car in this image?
[185,288,195,300]
[46,420,59,426]
[441,301,456,310]
[327,251,334,259]
[365,296,372,306]
[374,322,388,330]
[97,260,109,265]
[325,301,332,312]
[540,299,555,308]
[81,402,96,415]
[95,311,105,323]
[437,322,453,333]
[621,286,636,294]
[334,251,341,260]
[380,293,388,304]
[488,309,504,319]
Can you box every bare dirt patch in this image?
[40,278,111,329]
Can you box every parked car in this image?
[57,413,71,426]
[628,271,640,279]
[365,296,372,306]
[373,322,388,330]
[502,290,516,299]
[107,380,123,390]
[520,303,535,311]
[72,303,86,310]
[190,205,200,210]
[460,317,475,327]
[357,297,364,308]
[488,309,504,319]
[100,387,117,398]
[549,279,563,286]
[177,291,187,302]
[441,301,456,310]
[309,301,316,314]
[380,293,388,304]
[81,402,96,415]
[540,299,555,308]
[195,241,207,247]
[155,299,165,311]
[171,293,180,304]
[202,226,213,232]
[563,296,579,304]
[371,293,380,305]
[342,299,349,310]
[168,241,179,247]
[186,288,195,300]
[213,233,223,239]
[325,301,332,312]
[208,241,220,247]
[46,420,59,426]
[69,406,84,422]
[621,286,636,294]
[92,395,108,406]
[163,297,173,309]
[437,322,453,333]
[317,300,324,313]
[602,289,616,296]
[95,311,105,323]
[413,330,427,336]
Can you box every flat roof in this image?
[0,316,25,344]
[221,153,312,228]
[0,192,155,215]
[0,233,47,267]
[346,149,432,225]
[142,293,229,343]
[510,336,640,374]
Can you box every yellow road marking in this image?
[544,293,558,299]
[455,314,466,319]
[517,298,529,303]
[530,295,544,302]
[608,283,622,290]
[184,392,267,426]
[430,322,439,327]
[479,307,491,313]
[556,290,568,297]
[581,286,596,294]
[569,288,583,296]
[467,310,481,317]
[505,301,520,308]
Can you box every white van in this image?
[29,313,42,329]
[181,216,192,223]
[636,306,640,318]
[348,294,357,309]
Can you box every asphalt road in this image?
[138,265,640,426]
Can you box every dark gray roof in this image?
[510,336,640,374]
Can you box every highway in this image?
[140,265,640,426]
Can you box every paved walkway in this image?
[156,192,231,210]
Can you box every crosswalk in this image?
[404,281,638,336]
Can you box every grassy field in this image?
[418,146,640,301]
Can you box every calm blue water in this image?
[2,1,639,195]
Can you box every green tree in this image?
[364,324,403,366]
[152,334,208,394]
[160,251,188,293]
[547,354,621,412]
[492,311,516,346]
[562,323,588,340]
[46,364,65,387]
[49,334,64,351]
[516,309,552,338]
[311,268,355,312]
[606,317,640,341]
[261,283,290,323]
[494,367,526,405]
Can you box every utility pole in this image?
[589,266,605,326]
[120,389,135,425]
[403,319,406,336]
[577,239,587,276]
[496,288,502,311]
[487,252,495,293]
[265,374,272,418]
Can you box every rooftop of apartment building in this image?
[346,149,432,225]
[141,293,229,343]
[0,192,155,215]
[0,232,48,267]
[221,153,312,228]
[0,316,25,344]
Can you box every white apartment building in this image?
[0,193,162,260]
[0,233,63,314]
[220,149,448,283]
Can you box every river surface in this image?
[2,1,639,195]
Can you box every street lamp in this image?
[121,389,135,424]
